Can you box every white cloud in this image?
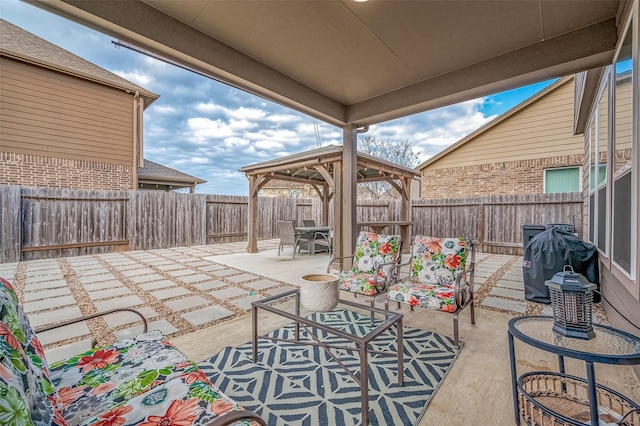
[191,157,210,164]
[187,117,234,142]
[194,104,266,122]
[255,140,284,150]
[195,102,224,113]
[113,70,153,86]
[231,107,266,120]
[223,137,250,148]
[229,119,258,131]
[152,105,177,114]
[267,113,302,124]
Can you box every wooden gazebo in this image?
[239,145,419,258]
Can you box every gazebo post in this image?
[247,174,259,253]
[322,182,329,226]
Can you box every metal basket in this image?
[517,371,640,426]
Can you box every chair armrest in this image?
[327,253,355,273]
[208,409,267,426]
[34,308,148,334]
[453,264,475,308]
[388,259,411,278]
[373,257,405,288]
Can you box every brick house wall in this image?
[421,153,583,199]
[0,152,133,191]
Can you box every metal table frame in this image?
[508,316,640,426]
[295,226,331,255]
[252,289,404,425]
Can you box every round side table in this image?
[508,316,640,425]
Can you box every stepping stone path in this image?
[1,240,599,363]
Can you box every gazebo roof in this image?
[239,145,419,187]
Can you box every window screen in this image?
[613,171,631,272]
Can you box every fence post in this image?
[477,202,485,253]
[0,186,22,263]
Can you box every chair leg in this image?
[469,294,476,325]
[370,297,375,321]
[453,311,460,349]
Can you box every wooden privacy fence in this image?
[0,185,583,262]
[411,193,583,255]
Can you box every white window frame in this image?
[609,7,638,285]
[588,76,610,256]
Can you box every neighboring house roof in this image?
[417,76,571,170]
[137,159,206,191]
[0,19,158,108]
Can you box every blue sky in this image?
[1,0,555,195]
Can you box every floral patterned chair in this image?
[0,276,266,426]
[387,236,476,348]
[327,231,402,310]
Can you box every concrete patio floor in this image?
[1,240,639,425]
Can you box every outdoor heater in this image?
[545,265,596,339]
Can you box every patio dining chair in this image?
[387,236,476,348]
[277,220,310,258]
[302,219,316,227]
[327,231,402,311]
[313,227,333,257]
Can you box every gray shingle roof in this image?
[138,159,206,185]
[0,19,158,107]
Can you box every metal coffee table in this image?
[252,289,405,425]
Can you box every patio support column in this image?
[247,174,258,253]
[333,156,343,266]
[340,124,357,267]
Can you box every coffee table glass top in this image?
[253,289,403,340]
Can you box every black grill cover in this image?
[522,227,600,304]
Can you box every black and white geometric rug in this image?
[198,310,461,426]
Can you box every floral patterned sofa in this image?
[327,231,402,309]
[0,277,265,426]
[387,236,476,348]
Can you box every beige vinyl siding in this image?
[615,78,633,150]
[0,58,134,165]
[428,79,583,169]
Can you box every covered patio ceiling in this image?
[27,0,630,258]
[239,145,420,253]
[27,0,625,127]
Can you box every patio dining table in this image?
[295,226,331,255]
